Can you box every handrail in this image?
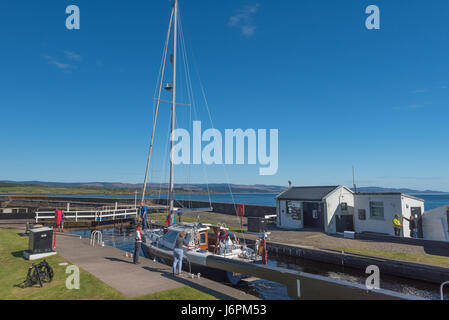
[441,281,449,300]
[35,208,138,223]
[90,230,103,247]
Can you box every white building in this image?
[353,193,424,237]
[276,186,425,237]
[422,206,449,241]
[276,186,354,233]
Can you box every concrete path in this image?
[55,232,258,300]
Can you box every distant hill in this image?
[0,181,287,194]
[1,181,446,194]
[354,187,446,194]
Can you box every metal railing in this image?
[441,281,449,300]
[90,230,103,247]
[35,208,139,223]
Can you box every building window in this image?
[358,209,366,220]
[341,203,348,212]
[370,202,384,220]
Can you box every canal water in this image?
[71,227,445,300]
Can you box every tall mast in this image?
[168,0,178,221]
[141,8,174,202]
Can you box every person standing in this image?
[219,228,234,255]
[133,224,144,264]
[173,231,189,276]
[59,210,65,233]
[140,202,148,230]
[392,215,402,237]
[403,215,418,238]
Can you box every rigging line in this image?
[180,23,247,242]
[178,14,193,206]
[178,12,213,208]
[158,108,174,203]
[142,8,174,202]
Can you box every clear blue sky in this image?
[1,0,449,191]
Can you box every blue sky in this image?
[1,0,449,191]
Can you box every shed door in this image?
[336,215,354,233]
[303,202,324,231]
[411,207,423,238]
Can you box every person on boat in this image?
[133,224,144,264]
[218,228,237,255]
[392,215,402,237]
[140,202,148,230]
[403,215,418,238]
[173,231,189,276]
[166,211,176,227]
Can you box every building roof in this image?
[276,186,342,201]
[356,192,425,202]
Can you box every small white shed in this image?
[276,186,354,233]
[275,185,425,237]
[422,206,449,241]
[353,193,425,238]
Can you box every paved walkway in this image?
[54,232,258,299]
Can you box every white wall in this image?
[353,194,424,237]
[354,195,402,236]
[324,187,354,233]
[277,200,303,230]
[422,206,449,241]
[400,196,425,238]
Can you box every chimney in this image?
[288,180,292,189]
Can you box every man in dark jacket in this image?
[140,202,148,230]
[403,215,418,238]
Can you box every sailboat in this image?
[139,0,267,284]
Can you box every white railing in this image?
[35,208,139,223]
[90,230,103,247]
[441,281,449,300]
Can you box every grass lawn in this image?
[0,185,133,195]
[338,247,449,268]
[0,228,216,300]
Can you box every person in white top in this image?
[133,224,144,264]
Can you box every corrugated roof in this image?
[276,186,341,201]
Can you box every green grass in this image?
[0,184,212,196]
[0,228,127,300]
[0,185,135,195]
[338,247,449,268]
[0,228,217,300]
